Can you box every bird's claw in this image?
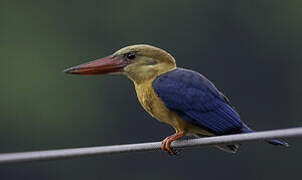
[161,131,185,156]
[161,137,178,155]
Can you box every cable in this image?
[0,127,301,164]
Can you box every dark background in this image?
[0,0,301,179]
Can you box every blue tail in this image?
[241,125,289,147]
[265,139,289,147]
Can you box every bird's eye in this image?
[127,52,136,60]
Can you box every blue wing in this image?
[152,68,246,135]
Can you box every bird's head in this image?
[64,44,176,83]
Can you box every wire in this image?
[0,127,301,164]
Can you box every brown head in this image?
[64,44,176,84]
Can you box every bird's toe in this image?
[165,139,177,155]
[161,137,175,155]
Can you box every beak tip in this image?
[63,67,77,74]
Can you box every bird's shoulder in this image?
[152,68,226,108]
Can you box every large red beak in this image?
[64,56,128,75]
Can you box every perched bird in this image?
[64,44,288,154]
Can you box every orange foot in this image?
[161,131,185,155]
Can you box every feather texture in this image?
[152,68,288,148]
[153,68,244,135]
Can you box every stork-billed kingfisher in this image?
[64,44,288,154]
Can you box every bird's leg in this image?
[161,131,185,155]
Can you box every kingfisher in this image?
[64,44,288,154]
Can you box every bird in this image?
[64,44,289,154]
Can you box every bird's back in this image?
[152,68,288,149]
[152,68,246,135]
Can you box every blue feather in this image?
[241,125,289,147]
[153,68,288,147]
[153,68,244,135]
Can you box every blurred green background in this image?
[0,0,301,179]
